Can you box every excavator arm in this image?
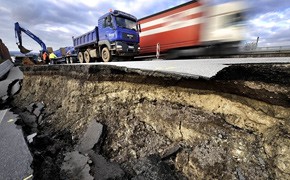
[14,22,47,54]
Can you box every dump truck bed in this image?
[73,27,99,48]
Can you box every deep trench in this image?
[12,63,290,180]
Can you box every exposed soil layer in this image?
[0,39,11,62]
[13,63,290,179]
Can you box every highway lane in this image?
[0,60,32,179]
[0,109,33,179]
[73,57,290,79]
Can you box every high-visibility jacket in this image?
[49,53,57,59]
[42,52,48,60]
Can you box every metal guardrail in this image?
[243,45,290,53]
[255,46,290,51]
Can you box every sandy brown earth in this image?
[13,63,290,179]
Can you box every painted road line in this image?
[23,174,33,180]
[0,109,8,125]
[7,119,15,123]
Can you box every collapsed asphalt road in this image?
[0,58,31,179]
[11,63,290,179]
[0,60,23,105]
[0,109,33,179]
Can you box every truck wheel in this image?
[65,57,69,64]
[78,52,84,63]
[84,51,90,63]
[84,51,91,63]
[101,47,112,62]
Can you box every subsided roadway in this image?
[0,59,31,179]
[0,60,23,104]
[0,109,33,180]
[13,57,290,179]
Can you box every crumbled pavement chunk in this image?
[61,151,93,180]
[89,152,125,180]
[77,120,103,154]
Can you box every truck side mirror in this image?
[107,15,112,23]
[105,15,114,28]
[107,22,114,29]
[108,22,113,28]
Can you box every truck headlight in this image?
[116,45,123,50]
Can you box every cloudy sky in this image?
[1,0,290,52]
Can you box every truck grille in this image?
[122,33,136,41]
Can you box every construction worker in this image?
[49,52,57,64]
[49,52,57,59]
[42,51,49,64]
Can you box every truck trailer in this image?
[138,0,247,58]
[50,46,77,64]
[73,10,140,63]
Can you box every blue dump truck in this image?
[73,10,140,63]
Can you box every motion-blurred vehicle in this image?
[73,10,140,63]
[138,0,247,58]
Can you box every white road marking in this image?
[23,174,33,180]
[0,109,8,125]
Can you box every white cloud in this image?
[44,26,70,33]
[251,12,289,28]
[246,7,290,46]
[0,6,11,13]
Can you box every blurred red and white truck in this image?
[138,0,247,58]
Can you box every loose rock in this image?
[61,151,93,180]
[77,120,103,154]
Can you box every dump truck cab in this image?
[98,10,140,60]
[73,10,140,63]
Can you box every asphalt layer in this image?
[87,57,290,79]
[0,109,33,180]
[20,59,290,107]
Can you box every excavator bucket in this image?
[18,45,31,54]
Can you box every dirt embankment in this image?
[13,64,290,179]
[0,39,11,62]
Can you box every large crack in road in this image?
[11,63,290,179]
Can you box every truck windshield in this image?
[115,17,137,31]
